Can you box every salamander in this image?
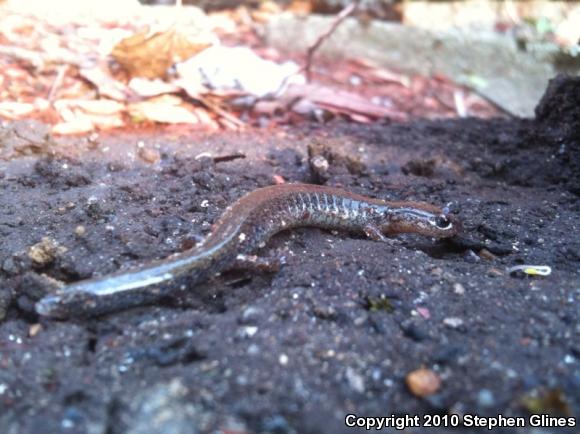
[35,183,459,318]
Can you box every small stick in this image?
[47,65,68,102]
[197,96,245,128]
[262,0,360,98]
[304,0,359,81]
[213,152,246,163]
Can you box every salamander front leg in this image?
[232,254,286,273]
[363,224,395,243]
[363,224,388,242]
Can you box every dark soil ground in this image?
[0,76,578,434]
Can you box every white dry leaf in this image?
[53,99,125,133]
[33,98,50,111]
[556,9,580,46]
[71,99,125,115]
[53,101,79,122]
[85,113,124,130]
[52,117,94,135]
[0,102,35,119]
[129,95,199,124]
[54,98,124,118]
[79,66,131,101]
[175,46,305,98]
[129,77,180,98]
[172,77,205,99]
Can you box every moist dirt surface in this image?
[0,77,578,434]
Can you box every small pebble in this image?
[29,324,42,337]
[74,225,86,237]
[416,307,431,319]
[279,353,289,366]
[453,283,465,295]
[430,267,443,277]
[239,306,262,324]
[138,147,160,164]
[272,175,285,184]
[346,367,365,393]
[477,389,495,407]
[310,155,329,173]
[87,132,99,145]
[487,267,504,277]
[400,320,430,342]
[406,368,441,397]
[563,354,575,364]
[240,326,258,338]
[443,317,464,328]
[2,257,18,275]
[479,248,497,261]
[247,344,260,355]
[464,250,481,263]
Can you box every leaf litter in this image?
[0,2,499,136]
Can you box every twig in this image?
[213,152,246,164]
[261,0,360,99]
[194,152,246,163]
[47,65,68,102]
[304,0,359,81]
[196,95,245,128]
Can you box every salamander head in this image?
[384,203,460,238]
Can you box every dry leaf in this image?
[52,117,94,135]
[84,113,124,130]
[80,65,131,101]
[128,95,199,124]
[129,77,180,98]
[69,99,125,116]
[0,102,35,119]
[176,46,303,98]
[112,26,212,79]
[52,99,124,134]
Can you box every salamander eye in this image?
[435,215,452,230]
